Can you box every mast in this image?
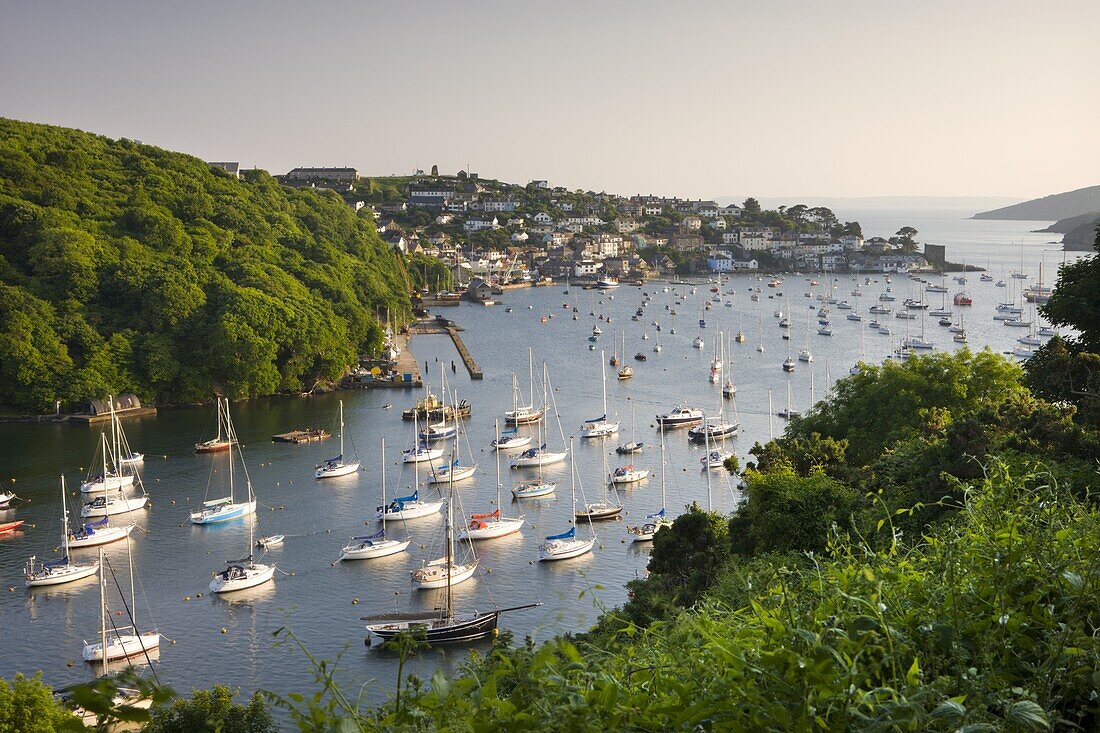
[99,547,108,677]
[226,400,235,503]
[445,451,455,621]
[413,411,420,492]
[108,395,118,474]
[126,531,136,630]
[528,347,536,410]
[494,420,502,510]
[599,350,607,418]
[810,364,816,406]
[630,402,636,445]
[704,414,713,511]
[60,475,70,558]
[768,390,774,439]
[659,429,667,512]
[380,438,387,539]
[215,396,223,443]
[338,400,345,458]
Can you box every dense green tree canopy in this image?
[0,118,413,412]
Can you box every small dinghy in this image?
[257,535,284,548]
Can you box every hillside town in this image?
[272,166,932,288]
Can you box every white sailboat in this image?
[428,391,478,484]
[709,330,723,383]
[190,399,256,525]
[208,474,274,593]
[580,350,619,439]
[627,432,673,542]
[25,476,100,587]
[461,421,525,540]
[419,366,458,443]
[538,441,597,561]
[723,332,737,397]
[504,349,544,425]
[80,398,138,494]
[412,485,478,590]
[82,539,160,663]
[616,402,644,454]
[315,400,361,479]
[402,412,444,464]
[511,365,568,468]
[341,439,412,560]
[379,432,446,521]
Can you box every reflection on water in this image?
[0,221,1088,708]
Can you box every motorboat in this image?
[655,406,704,429]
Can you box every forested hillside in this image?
[0,119,412,413]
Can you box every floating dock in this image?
[272,429,330,444]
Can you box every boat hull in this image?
[315,462,360,479]
[366,611,499,646]
[512,482,556,498]
[412,561,478,590]
[538,536,596,561]
[80,475,135,494]
[190,499,256,525]
[195,440,234,454]
[81,495,148,519]
[460,517,525,540]
[83,632,161,662]
[510,450,567,468]
[341,538,411,560]
[403,449,444,464]
[377,500,445,521]
[67,523,135,549]
[491,436,532,451]
[428,465,477,484]
[210,563,275,593]
[25,561,99,587]
[610,470,649,484]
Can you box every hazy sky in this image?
[2,1,1097,200]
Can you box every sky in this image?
[2,0,1098,200]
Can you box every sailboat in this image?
[82,539,160,662]
[208,469,274,593]
[379,432,446,521]
[315,400,361,479]
[709,330,723,383]
[734,313,746,343]
[79,405,135,494]
[616,402,644,454]
[577,450,623,520]
[363,510,537,648]
[80,428,149,519]
[419,366,458,443]
[504,349,544,425]
[194,397,236,453]
[491,429,530,451]
[617,331,633,380]
[511,365,568,467]
[581,351,619,439]
[722,332,737,398]
[461,421,525,540]
[412,481,478,590]
[25,476,100,587]
[341,439,412,560]
[688,398,739,443]
[653,323,662,353]
[627,432,674,541]
[777,378,801,420]
[402,412,444,464]
[428,392,478,484]
[538,441,597,561]
[190,399,256,525]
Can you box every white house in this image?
[435,213,454,225]
[740,235,771,251]
[533,212,554,225]
[732,258,759,270]
[511,231,529,243]
[644,204,664,216]
[840,234,864,251]
[464,215,499,233]
[615,217,642,234]
[694,203,721,219]
[707,218,728,231]
[681,215,702,231]
[720,203,743,218]
[722,231,740,245]
[481,199,518,212]
[707,252,735,272]
[573,260,602,277]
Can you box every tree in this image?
[430,164,438,176]
[729,466,859,556]
[146,686,277,733]
[0,673,75,732]
[742,197,762,217]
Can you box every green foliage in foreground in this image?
[0,117,414,412]
[145,685,276,733]
[0,673,75,732]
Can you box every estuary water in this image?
[0,213,1086,708]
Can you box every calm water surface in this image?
[0,214,1086,707]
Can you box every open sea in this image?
[0,210,1087,712]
